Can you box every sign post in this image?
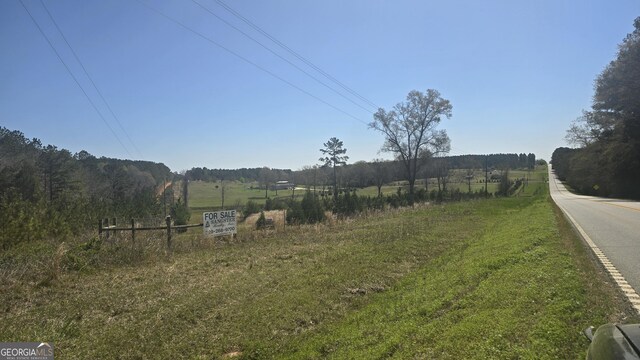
[203,210,237,237]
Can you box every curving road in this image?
[548,166,640,309]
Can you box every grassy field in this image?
[1,166,636,358]
[186,167,536,217]
[188,181,306,222]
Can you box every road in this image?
[548,166,640,310]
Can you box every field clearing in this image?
[2,166,636,358]
[188,181,305,223]
[187,167,541,217]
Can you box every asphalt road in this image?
[548,166,640,294]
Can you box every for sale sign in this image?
[203,210,237,237]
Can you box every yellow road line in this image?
[598,201,640,213]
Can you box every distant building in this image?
[271,180,294,191]
[490,170,502,180]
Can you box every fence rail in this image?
[99,216,203,249]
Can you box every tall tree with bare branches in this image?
[369,89,452,201]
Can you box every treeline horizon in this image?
[185,153,538,184]
[552,17,640,199]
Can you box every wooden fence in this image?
[99,215,203,249]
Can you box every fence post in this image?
[131,218,136,244]
[105,218,110,240]
[166,215,172,249]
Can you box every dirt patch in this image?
[221,351,242,358]
[156,181,172,196]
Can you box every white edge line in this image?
[553,198,640,315]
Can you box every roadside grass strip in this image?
[278,197,633,359]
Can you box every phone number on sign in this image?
[207,226,236,234]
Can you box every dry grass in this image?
[1,203,478,358]
[243,210,286,228]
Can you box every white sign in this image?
[203,210,237,236]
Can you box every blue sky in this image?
[1,0,638,172]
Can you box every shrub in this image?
[286,201,303,225]
[170,199,190,232]
[243,200,261,219]
[256,211,267,230]
[287,191,325,224]
[301,191,325,223]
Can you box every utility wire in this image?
[39,0,143,158]
[136,0,368,126]
[18,0,133,157]
[214,0,379,110]
[190,0,373,114]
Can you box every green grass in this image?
[1,166,635,359]
[188,181,305,222]
[280,197,614,358]
[354,180,499,197]
[186,166,544,218]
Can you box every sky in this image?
[1,0,639,172]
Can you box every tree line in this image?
[256,88,537,225]
[185,153,536,191]
[185,167,292,183]
[0,127,173,249]
[554,17,640,199]
[187,89,536,205]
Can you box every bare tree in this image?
[465,169,474,193]
[371,158,390,197]
[565,110,617,147]
[307,164,323,193]
[344,161,372,189]
[356,161,374,188]
[434,157,450,193]
[369,89,452,201]
[258,167,271,198]
[319,137,348,200]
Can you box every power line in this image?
[39,0,143,158]
[214,0,379,110]
[136,0,369,126]
[18,0,133,157]
[190,0,374,114]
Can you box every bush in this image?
[334,190,368,217]
[265,197,287,211]
[170,199,190,232]
[286,191,325,224]
[243,200,261,219]
[256,211,267,230]
[301,191,325,223]
[0,194,45,249]
[286,201,303,225]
